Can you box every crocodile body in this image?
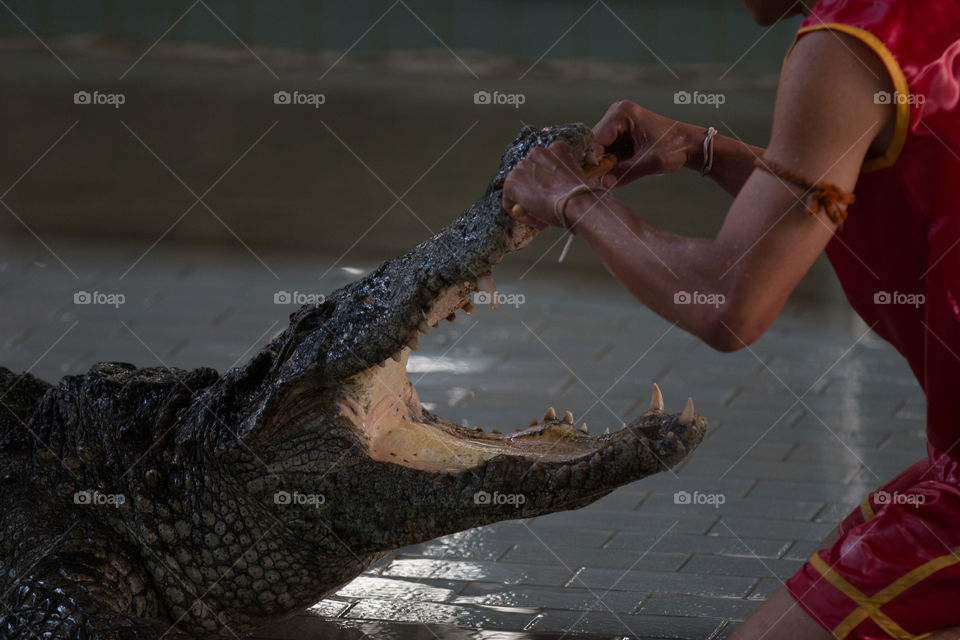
[0,124,706,639]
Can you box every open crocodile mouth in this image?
[335,221,702,475]
[339,281,700,474]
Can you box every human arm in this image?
[591,101,765,197]
[502,31,894,351]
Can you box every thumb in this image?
[593,118,623,152]
[601,154,655,189]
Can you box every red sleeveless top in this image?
[791,0,960,455]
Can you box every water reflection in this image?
[408,355,481,374]
[253,617,625,640]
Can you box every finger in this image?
[601,155,652,189]
[592,103,630,148]
[600,162,630,189]
[501,183,517,212]
[592,117,623,150]
[547,140,576,162]
[546,141,586,181]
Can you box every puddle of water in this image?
[408,355,483,374]
[253,617,625,639]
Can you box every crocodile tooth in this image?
[447,313,457,323]
[562,410,574,424]
[604,427,610,434]
[477,275,498,309]
[463,301,474,313]
[419,320,431,335]
[391,352,402,363]
[530,417,538,426]
[544,407,557,421]
[491,428,500,434]
[650,383,664,411]
[679,397,695,425]
[620,423,627,431]
[432,322,439,328]
[580,423,589,434]
[407,335,419,350]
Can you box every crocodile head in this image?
[233,124,707,560]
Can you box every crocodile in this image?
[0,123,707,639]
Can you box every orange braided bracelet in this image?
[754,157,855,227]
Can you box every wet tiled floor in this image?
[0,238,926,639]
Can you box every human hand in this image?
[593,100,701,189]
[502,141,591,229]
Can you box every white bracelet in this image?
[701,126,718,176]
[553,184,607,229]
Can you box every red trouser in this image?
[787,444,960,639]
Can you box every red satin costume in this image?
[781,1,960,638]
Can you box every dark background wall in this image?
[1,1,839,298]
[0,1,798,66]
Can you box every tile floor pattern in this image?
[0,238,927,639]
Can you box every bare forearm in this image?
[681,124,766,197]
[567,192,724,342]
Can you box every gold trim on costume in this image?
[783,22,911,173]
[859,495,875,522]
[808,546,960,639]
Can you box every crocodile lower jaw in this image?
[336,274,698,474]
